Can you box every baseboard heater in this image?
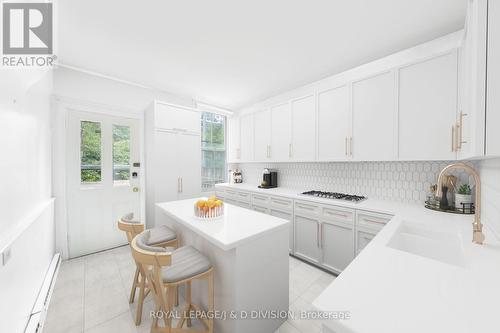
[24,253,61,333]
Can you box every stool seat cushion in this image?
[135,230,176,253]
[121,213,141,224]
[162,246,212,283]
[148,226,177,245]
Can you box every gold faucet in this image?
[436,162,485,245]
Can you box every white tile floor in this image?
[43,246,336,333]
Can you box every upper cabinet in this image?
[254,109,272,161]
[317,85,351,161]
[291,95,316,161]
[352,71,397,161]
[271,103,292,162]
[154,102,200,133]
[398,51,458,160]
[227,116,240,162]
[239,113,255,162]
[486,0,500,155]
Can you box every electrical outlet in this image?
[2,247,12,266]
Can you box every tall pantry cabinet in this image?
[145,101,201,227]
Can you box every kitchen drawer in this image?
[236,191,251,203]
[294,200,320,217]
[215,188,225,199]
[238,201,252,209]
[224,198,239,206]
[270,196,293,212]
[251,193,270,207]
[356,210,392,232]
[224,189,239,200]
[252,205,269,214]
[321,205,354,224]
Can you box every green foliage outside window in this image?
[81,121,102,182]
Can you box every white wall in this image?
[53,67,194,111]
[0,69,54,333]
[478,158,500,240]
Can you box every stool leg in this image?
[167,286,175,333]
[208,272,214,333]
[129,266,140,303]
[185,281,192,327]
[135,273,146,325]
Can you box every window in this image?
[80,121,102,183]
[201,112,226,191]
[113,125,131,184]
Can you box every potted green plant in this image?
[455,184,473,209]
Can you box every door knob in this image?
[132,187,139,192]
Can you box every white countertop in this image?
[217,183,500,333]
[156,198,290,251]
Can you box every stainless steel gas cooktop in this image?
[300,190,367,203]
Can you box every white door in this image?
[254,109,271,161]
[317,85,351,161]
[398,51,458,160]
[227,116,240,162]
[291,95,316,161]
[352,71,397,161]
[239,113,254,162]
[271,102,292,162]
[178,132,202,199]
[67,110,141,258]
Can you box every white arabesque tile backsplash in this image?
[229,161,476,204]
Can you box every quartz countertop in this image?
[216,182,500,333]
[156,198,289,251]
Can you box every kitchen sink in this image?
[387,221,466,267]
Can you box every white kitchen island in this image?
[156,198,290,333]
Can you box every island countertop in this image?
[156,198,290,251]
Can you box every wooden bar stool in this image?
[131,230,214,333]
[118,213,179,325]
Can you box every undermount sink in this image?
[387,221,465,267]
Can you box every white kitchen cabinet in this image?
[177,132,202,199]
[398,51,458,160]
[239,113,254,162]
[352,71,397,161]
[253,109,272,161]
[486,0,500,155]
[271,102,292,161]
[145,101,201,227]
[227,116,241,162]
[270,208,294,254]
[291,95,316,161]
[317,85,351,161]
[355,210,392,255]
[294,214,321,264]
[321,220,355,273]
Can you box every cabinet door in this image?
[271,103,292,161]
[253,205,269,214]
[356,229,376,255]
[155,103,200,133]
[399,52,458,160]
[321,221,355,273]
[239,113,254,162]
[178,132,201,199]
[294,215,321,264]
[318,85,351,161]
[352,71,397,161]
[153,130,180,223]
[253,109,272,161]
[271,209,293,253]
[487,0,500,155]
[227,116,240,162]
[291,95,316,161]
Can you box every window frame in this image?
[201,111,227,192]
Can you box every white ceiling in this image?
[57,0,467,110]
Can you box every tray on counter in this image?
[424,201,475,215]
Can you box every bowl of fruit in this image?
[194,196,224,219]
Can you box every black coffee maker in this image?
[259,168,278,188]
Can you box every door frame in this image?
[52,95,145,259]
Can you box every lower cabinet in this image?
[270,208,294,253]
[321,220,355,272]
[252,205,269,214]
[294,214,321,264]
[356,229,377,255]
[355,210,392,255]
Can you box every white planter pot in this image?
[455,193,473,209]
